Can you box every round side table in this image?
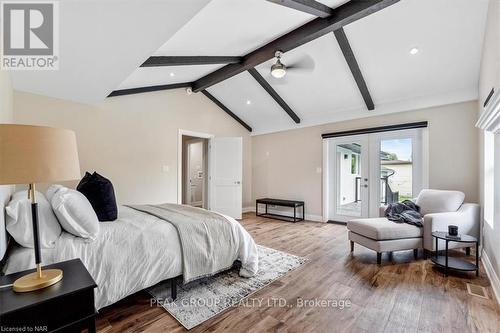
[431,231,479,277]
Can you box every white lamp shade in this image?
[0,124,81,185]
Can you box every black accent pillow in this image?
[77,172,118,221]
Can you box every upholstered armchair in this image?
[382,189,480,252]
[348,189,479,264]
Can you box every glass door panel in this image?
[379,138,413,205]
[328,136,369,222]
[369,128,424,217]
[336,143,362,216]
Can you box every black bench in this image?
[255,198,305,222]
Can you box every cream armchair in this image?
[422,203,480,251]
[349,189,480,265]
[381,189,480,252]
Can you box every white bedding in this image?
[4,206,259,310]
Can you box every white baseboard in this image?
[242,206,323,222]
[242,206,255,213]
[482,249,500,305]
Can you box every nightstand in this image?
[0,259,97,332]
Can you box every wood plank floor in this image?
[95,214,500,333]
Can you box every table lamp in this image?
[0,124,81,292]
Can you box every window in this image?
[484,131,494,227]
[380,138,413,204]
[351,154,359,174]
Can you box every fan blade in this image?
[287,54,315,72]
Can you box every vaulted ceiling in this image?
[10,0,490,135]
[9,0,211,103]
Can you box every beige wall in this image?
[0,70,14,259]
[0,71,13,123]
[13,90,252,207]
[252,101,479,218]
[478,0,500,284]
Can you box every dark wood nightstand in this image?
[0,258,97,333]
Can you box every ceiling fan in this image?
[268,51,315,81]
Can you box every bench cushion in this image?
[347,218,423,240]
[348,231,422,252]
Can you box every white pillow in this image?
[416,189,465,215]
[47,185,99,240]
[5,190,61,248]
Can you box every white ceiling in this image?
[120,0,490,135]
[153,0,349,56]
[9,0,490,135]
[9,0,211,103]
[118,65,224,90]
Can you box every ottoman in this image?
[347,218,423,265]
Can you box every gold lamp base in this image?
[13,268,63,292]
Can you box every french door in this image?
[326,135,370,222]
[323,128,426,223]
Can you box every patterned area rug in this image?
[147,245,307,330]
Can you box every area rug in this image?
[147,245,307,330]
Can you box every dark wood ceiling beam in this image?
[108,82,191,97]
[247,68,300,124]
[334,28,374,110]
[266,0,333,18]
[192,0,399,92]
[267,0,333,17]
[201,90,252,132]
[109,84,253,132]
[141,56,242,67]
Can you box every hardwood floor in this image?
[96,214,500,333]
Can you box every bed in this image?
[1,201,259,310]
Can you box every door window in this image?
[379,138,413,205]
[335,143,362,217]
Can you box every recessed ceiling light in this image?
[409,47,419,55]
[169,72,175,77]
[246,100,252,105]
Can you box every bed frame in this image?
[169,276,178,300]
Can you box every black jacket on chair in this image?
[385,200,423,227]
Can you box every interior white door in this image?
[209,137,243,219]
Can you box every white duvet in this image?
[4,206,259,310]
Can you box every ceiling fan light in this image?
[271,61,286,78]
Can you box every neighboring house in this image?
[381,160,413,201]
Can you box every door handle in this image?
[235,181,241,185]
